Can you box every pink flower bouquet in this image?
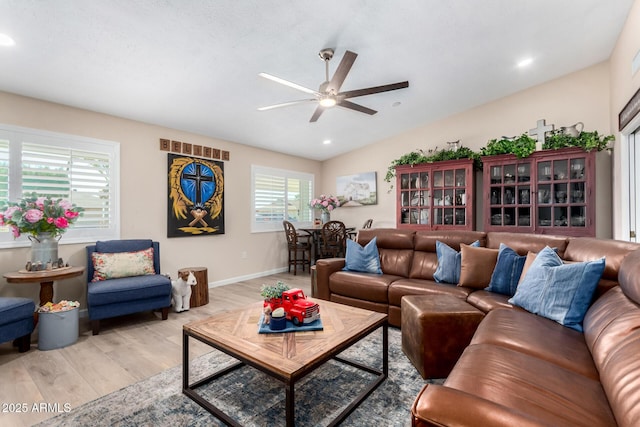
[0,192,83,238]
[310,195,340,212]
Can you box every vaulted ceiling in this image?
[0,1,634,160]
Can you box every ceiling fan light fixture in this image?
[259,49,408,122]
[0,33,15,46]
[319,97,336,108]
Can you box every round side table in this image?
[4,266,85,307]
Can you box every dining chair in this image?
[283,221,311,275]
[347,218,373,240]
[320,220,348,258]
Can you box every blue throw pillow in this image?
[342,237,382,274]
[508,246,605,332]
[433,240,480,284]
[485,243,527,296]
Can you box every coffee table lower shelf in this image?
[182,322,388,427]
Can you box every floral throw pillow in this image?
[91,248,155,282]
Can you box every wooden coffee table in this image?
[182,299,388,426]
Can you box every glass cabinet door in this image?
[399,170,431,225]
[488,161,532,228]
[433,167,468,226]
[397,159,474,230]
[537,155,587,230]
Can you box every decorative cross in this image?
[182,163,214,205]
[529,119,554,151]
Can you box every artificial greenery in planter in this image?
[479,133,537,159]
[384,146,481,184]
[260,281,290,299]
[543,130,614,152]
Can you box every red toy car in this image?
[263,288,320,326]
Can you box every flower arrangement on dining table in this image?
[0,192,83,238]
[310,194,340,212]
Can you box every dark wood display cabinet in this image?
[396,158,475,230]
[482,147,595,236]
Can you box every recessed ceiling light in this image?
[0,33,15,46]
[517,57,534,68]
[323,139,332,145]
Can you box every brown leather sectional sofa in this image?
[314,228,640,426]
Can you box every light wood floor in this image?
[0,271,311,427]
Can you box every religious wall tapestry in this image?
[167,153,224,237]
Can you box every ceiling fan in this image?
[258,48,409,122]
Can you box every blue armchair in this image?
[0,297,35,352]
[86,239,171,335]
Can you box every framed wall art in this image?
[336,172,377,206]
[167,153,225,237]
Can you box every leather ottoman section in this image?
[330,294,388,315]
[389,279,473,306]
[401,295,484,379]
[471,308,599,380]
[442,344,616,427]
[388,305,402,327]
[329,271,400,303]
[466,290,514,313]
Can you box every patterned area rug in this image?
[40,327,443,427]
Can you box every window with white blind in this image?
[251,165,314,232]
[0,124,120,247]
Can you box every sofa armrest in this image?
[412,384,543,427]
[315,258,345,300]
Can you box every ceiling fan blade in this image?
[337,100,377,115]
[339,81,409,99]
[326,50,357,94]
[259,73,320,96]
[258,99,317,111]
[309,105,325,122]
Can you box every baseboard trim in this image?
[207,267,289,288]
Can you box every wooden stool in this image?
[401,294,484,379]
[178,267,209,307]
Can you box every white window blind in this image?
[0,124,120,247]
[0,139,9,205]
[252,165,313,232]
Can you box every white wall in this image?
[609,0,640,240]
[0,91,322,305]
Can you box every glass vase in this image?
[321,211,330,224]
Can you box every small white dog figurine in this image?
[171,271,197,312]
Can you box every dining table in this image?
[299,225,356,263]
